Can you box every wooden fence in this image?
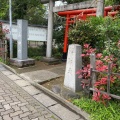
[89,53,120,100]
[0,40,7,63]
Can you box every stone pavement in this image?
[0,64,85,120]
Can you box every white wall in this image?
[2,23,47,41]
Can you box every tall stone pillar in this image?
[10,19,35,67]
[17,20,28,60]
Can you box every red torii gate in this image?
[58,5,120,59]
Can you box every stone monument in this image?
[10,19,35,67]
[64,44,82,92]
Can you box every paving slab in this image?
[49,104,81,120]
[20,70,59,83]
[34,93,57,107]
[7,74,22,81]
[15,80,31,87]
[47,66,65,76]
[23,85,42,95]
[0,64,7,71]
[1,70,13,76]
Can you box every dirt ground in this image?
[42,76,64,90]
[9,61,66,74]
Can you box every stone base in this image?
[41,57,60,65]
[10,58,35,67]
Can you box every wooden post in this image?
[90,53,96,88]
[5,40,7,63]
[107,62,111,93]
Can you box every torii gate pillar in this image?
[46,0,54,58]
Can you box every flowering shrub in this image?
[0,22,9,63]
[0,22,9,40]
[77,43,120,104]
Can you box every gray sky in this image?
[55,1,64,6]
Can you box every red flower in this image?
[94,81,101,86]
[102,94,111,100]
[96,65,108,72]
[96,53,102,59]
[94,77,107,86]
[100,77,107,85]
[96,60,103,66]
[76,69,82,74]
[110,76,115,83]
[117,40,120,48]
[81,54,86,57]
[84,44,89,49]
[78,75,82,78]
[92,89,101,102]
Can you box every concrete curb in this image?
[0,62,17,74]
[32,82,90,120]
[1,63,90,120]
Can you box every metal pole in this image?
[9,0,13,58]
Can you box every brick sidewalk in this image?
[0,64,85,120]
[0,72,61,120]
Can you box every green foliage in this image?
[28,44,46,58]
[0,23,6,39]
[0,0,46,25]
[72,97,120,120]
[32,56,42,61]
[13,42,46,60]
[105,0,120,6]
[0,0,9,19]
[52,47,63,59]
[53,16,65,45]
[67,0,87,4]
[53,17,65,59]
[67,0,120,5]
[69,17,104,49]
[101,17,120,67]
[0,57,5,63]
[69,16,120,51]
[13,42,17,58]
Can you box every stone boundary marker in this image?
[64,44,82,92]
[0,63,90,120]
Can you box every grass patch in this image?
[72,97,120,120]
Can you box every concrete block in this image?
[23,86,41,96]
[10,58,35,67]
[49,104,80,120]
[64,44,82,92]
[33,93,57,107]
